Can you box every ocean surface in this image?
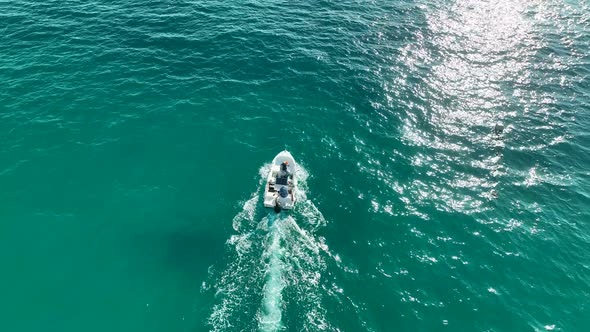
[1,0,589,331]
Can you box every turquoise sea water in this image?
[1,0,589,331]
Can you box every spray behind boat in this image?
[207,158,330,331]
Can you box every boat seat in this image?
[276,176,288,185]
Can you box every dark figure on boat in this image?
[280,161,291,177]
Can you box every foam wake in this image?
[258,214,285,331]
[205,162,332,331]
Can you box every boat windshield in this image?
[276,176,288,185]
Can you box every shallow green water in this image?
[1,1,589,331]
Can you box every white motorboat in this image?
[264,150,297,212]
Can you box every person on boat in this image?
[276,186,291,210]
[280,160,291,178]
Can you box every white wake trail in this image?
[207,169,268,331]
[258,214,286,332]
[207,162,334,331]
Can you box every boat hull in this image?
[263,151,297,210]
